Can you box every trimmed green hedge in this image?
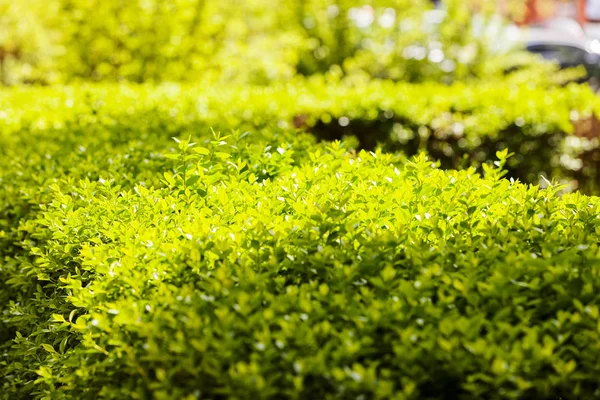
[1,83,600,398]
[1,80,599,193]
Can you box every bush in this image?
[2,124,600,398]
[0,0,546,85]
[1,80,599,192]
[1,84,600,399]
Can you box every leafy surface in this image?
[1,91,600,398]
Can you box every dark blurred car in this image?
[521,19,600,89]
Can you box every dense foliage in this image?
[2,83,600,399]
[0,0,551,85]
[1,80,599,192]
[2,0,599,398]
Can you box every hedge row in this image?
[1,79,599,192]
[1,129,600,399]
[1,84,600,398]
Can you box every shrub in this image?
[1,121,600,399]
[0,0,547,85]
[1,80,599,192]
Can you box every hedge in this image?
[1,79,599,193]
[0,0,556,86]
[1,84,600,398]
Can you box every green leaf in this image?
[59,337,69,353]
[42,344,56,353]
[51,314,65,323]
[192,147,210,155]
[186,175,201,187]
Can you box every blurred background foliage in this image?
[1,0,568,86]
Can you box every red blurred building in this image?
[519,0,596,25]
